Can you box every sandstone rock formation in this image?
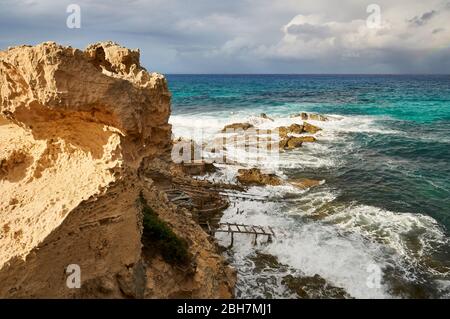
[0,42,234,298]
[290,112,329,121]
[280,135,317,148]
[278,123,304,138]
[302,122,322,134]
[236,168,282,186]
[298,136,317,143]
[279,136,303,150]
[277,122,321,138]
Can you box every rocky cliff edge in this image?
[0,41,234,298]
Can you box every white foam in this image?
[284,188,338,216]
[170,115,228,140]
[216,182,449,298]
[322,204,449,270]
[315,115,401,136]
[216,193,391,298]
[435,280,450,298]
[172,110,448,298]
[169,112,389,172]
[266,223,391,298]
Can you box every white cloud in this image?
[262,2,450,63]
[0,0,449,73]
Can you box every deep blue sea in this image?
[167,75,450,298]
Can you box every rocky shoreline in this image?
[0,40,338,299]
[172,110,339,298]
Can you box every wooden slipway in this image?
[205,222,276,247]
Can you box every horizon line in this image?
[164,73,450,76]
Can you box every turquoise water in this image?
[169,74,450,122]
[169,75,450,229]
[167,75,450,298]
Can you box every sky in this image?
[1,0,450,74]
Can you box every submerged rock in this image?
[237,168,282,186]
[282,274,351,299]
[290,178,322,189]
[251,253,283,272]
[250,253,351,299]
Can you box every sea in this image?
[167,74,450,299]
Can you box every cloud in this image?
[432,28,445,34]
[286,23,332,40]
[409,10,438,26]
[0,0,449,73]
[255,2,450,73]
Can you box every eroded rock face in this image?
[0,42,233,298]
[1,42,172,164]
[1,41,171,273]
[237,168,282,186]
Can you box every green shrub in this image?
[138,192,189,265]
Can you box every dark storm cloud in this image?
[409,10,437,26]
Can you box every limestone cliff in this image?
[0,42,234,298]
